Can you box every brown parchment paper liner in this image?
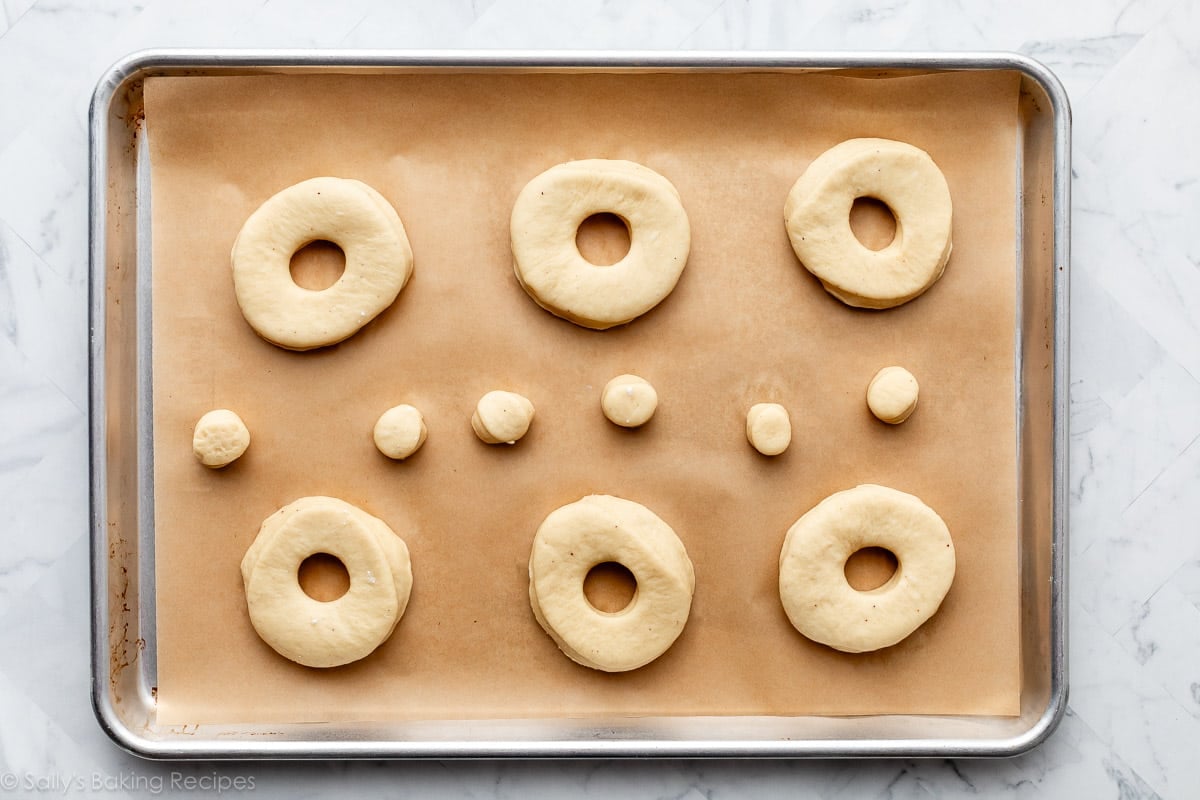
[146,70,1021,724]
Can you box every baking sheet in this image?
[145,69,1021,725]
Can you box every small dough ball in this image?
[746,403,791,456]
[867,366,920,424]
[192,409,250,468]
[601,374,658,428]
[373,404,427,460]
[472,390,535,444]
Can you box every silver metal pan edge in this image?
[88,49,1069,760]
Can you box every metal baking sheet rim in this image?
[88,48,1070,760]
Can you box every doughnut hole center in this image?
[844,546,899,591]
[290,240,346,290]
[576,213,631,266]
[298,553,351,602]
[849,197,898,251]
[583,561,637,613]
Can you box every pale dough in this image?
[778,484,955,653]
[784,138,953,309]
[472,390,535,445]
[601,374,658,428]
[510,159,691,329]
[241,496,413,668]
[746,403,791,456]
[867,366,920,424]
[528,495,695,672]
[373,404,427,460]
[192,409,250,468]
[231,177,414,350]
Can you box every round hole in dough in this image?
[528,494,695,672]
[746,403,791,456]
[843,546,899,591]
[575,212,632,266]
[600,374,658,428]
[848,197,898,251]
[192,408,250,468]
[289,239,346,291]
[472,390,535,445]
[373,404,427,460]
[511,159,691,329]
[582,561,638,613]
[231,176,414,351]
[297,552,351,602]
[778,484,955,653]
[867,366,919,424]
[784,138,953,309]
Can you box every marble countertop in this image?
[2,0,1198,797]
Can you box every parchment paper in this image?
[146,69,1021,724]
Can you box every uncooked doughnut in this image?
[778,484,955,653]
[373,404,427,459]
[746,403,791,456]
[601,374,658,428]
[784,138,953,309]
[867,366,919,424]
[472,390,535,444]
[511,159,691,329]
[192,409,250,468]
[241,496,413,668]
[528,495,694,672]
[231,177,414,350]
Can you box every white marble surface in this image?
[1,0,1198,796]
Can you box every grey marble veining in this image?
[1,0,1198,796]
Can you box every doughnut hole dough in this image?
[192,409,250,468]
[472,390,535,444]
[601,374,658,428]
[784,138,953,309]
[746,403,791,456]
[241,496,413,668]
[528,495,695,672]
[867,366,920,424]
[373,404,427,459]
[510,159,691,330]
[778,484,955,654]
[231,177,414,350]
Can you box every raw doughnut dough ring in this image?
[528,495,695,672]
[231,177,414,350]
[778,484,955,653]
[784,138,953,309]
[241,496,413,668]
[510,159,691,330]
